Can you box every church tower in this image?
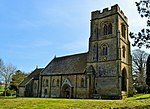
[86,4,133,99]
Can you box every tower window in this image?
[122,46,126,58]
[108,23,112,34]
[93,43,98,61]
[103,24,107,35]
[96,27,99,39]
[94,26,99,40]
[102,45,108,56]
[121,24,126,38]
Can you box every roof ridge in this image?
[55,52,87,59]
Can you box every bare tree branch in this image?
[0,61,16,96]
[132,49,149,88]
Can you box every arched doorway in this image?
[62,84,70,98]
[86,65,96,98]
[61,79,73,98]
[122,68,127,91]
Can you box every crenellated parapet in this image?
[91,4,128,22]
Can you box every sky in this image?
[0,0,149,73]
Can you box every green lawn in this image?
[0,86,4,91]
[0,86,4,94]
[0,94,150,109]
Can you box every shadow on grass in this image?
[126,94,150,100]
[0,96,16,99]
[136,97,150,100]
[113,105,150,109]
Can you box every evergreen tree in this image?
[9,70,26,91]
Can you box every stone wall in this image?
[41,74,88,98]
[32,80,38,97]
[96,77,119,96]
[18,87,25,97]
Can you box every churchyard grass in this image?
[0,86,4,95]
[0,94,150,109]
[0,86,4,91]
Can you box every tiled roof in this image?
[18,68,43,87]
[41,52,87,75]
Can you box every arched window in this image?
[34,82,37,89]
[94,90,97,94]
[93,43,98,61]
[46,79,48,87]
[102,44,108,56]
[85,77,87,87]
[44,89,47,95]
[121,24,126,38]
[103,24,107,35]
[108,23,112,34]
[81,78,84,87]
[95,82,97,86]
[57,79,59,86]
[43,79,45,87]
[52,79,55,86]
[96,27,99,39]
[122,46,126,58]
[87,65,95,75]
[94,26,99,40]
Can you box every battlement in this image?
[91,4,127,22]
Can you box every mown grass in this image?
[0,94,150,109]
[0,86,4,91]
[126,94,150,100]
[0,86,4,95]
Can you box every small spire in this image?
[36,65,38,69]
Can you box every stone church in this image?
[18,4,133,99]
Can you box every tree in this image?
[0,59,3,67]
[132,49,149,93]
[146,55,150,86]
[129,0,150,88]
[0,63,16,96]
[0,59,4,82]
[9,70,26,91]
[129,0,150,48]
